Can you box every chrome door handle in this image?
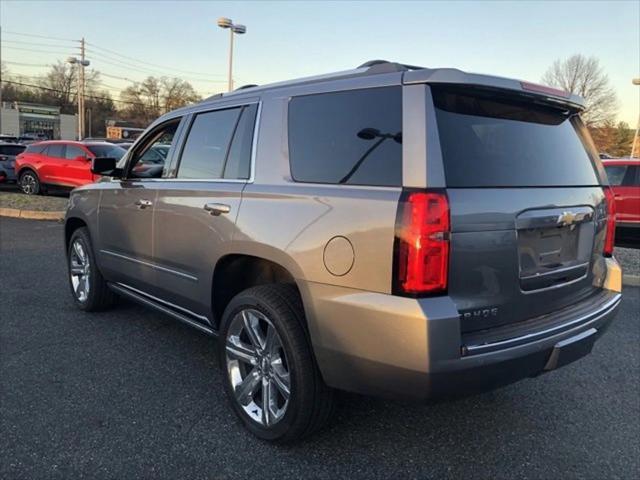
[204,203,231,216]
[135,199,153,209]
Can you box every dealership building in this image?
[0,102,77,140]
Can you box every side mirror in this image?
[91,157,120,177]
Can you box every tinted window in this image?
[432,86,601,187]
[622,165,639,186]
[224,104,257,179]
[46,144,65,158]
[86,144,126,159]
[178,108,241,179]
[129,121,179,179]
[288,87,402,186]
[25,144,46,154]
[0,145,26,156]
[65,145,86,159]
[604,165,627,186]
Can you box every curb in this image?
[623,274,640,287]
[0,207,64,221]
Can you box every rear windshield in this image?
[432,86,601,187]
[86,144,126,159]
[0,145,26,156]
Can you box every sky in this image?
[1,0,639,124]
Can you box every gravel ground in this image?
[1,217,639,480]
[616,247,640,277]
[0,191,68,211]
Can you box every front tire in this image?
[67,227,116,311]
[19,170,41,195]
[219,284,334,442]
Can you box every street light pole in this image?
[631,78,640,159]
[217,17,246,92]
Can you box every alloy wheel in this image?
[21,173,37,195]
[225,308,291,426]
[69,239,91,302]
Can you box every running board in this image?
[108,283,217,337]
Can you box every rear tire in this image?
[219,284,334,442]
[67,227,117,311]
[19,170,41,195]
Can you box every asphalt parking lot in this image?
[1,217,639,480]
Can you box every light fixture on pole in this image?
[217,17,246,92]
[67,54,90,140]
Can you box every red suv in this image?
[15,141,126,195]
[602,158,640,245]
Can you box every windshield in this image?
[432,86,601,187]
[86,144,127,159]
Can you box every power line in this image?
[2,30,76,42]
[86,41,226,78]
[2,39,79,49]
[2,46,75,55]
[1,79,148,107]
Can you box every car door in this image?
[96,118,185,294]
[615,165,640,226]
[39,143,66,185]
[63,144,93,186]
[151,102,259,323]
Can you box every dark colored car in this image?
[64,60,621,442]
[603,158,640,246]
[0,143,27,182]
[15,141,126,195]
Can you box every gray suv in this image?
[65,60,622,442]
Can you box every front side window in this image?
[129,121,180,178]
[288,87,403,187]
[65,145,86,160]
[622,165,639,186]
[177,108,241,179]
[87,144,126,159]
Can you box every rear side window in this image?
[0,145,26,156]
[288,87,402,187]
[432,86,601,187]
[177,108,241,179]
[604,165,627,186]
[224,104,258,179]
[46,144,66,158]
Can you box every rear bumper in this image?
[301,261,622,401]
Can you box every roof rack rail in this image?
[235,84,259,91]
[358,60,425,73]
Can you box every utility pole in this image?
[631,78,640,159]
[79,37,86,140]
[67,39,89,140]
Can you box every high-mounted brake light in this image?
[393,190,450,295]
[520,81,570,98]
[603,186,616,257]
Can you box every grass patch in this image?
[0,192,68,212]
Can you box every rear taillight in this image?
[603,186,616,257]
[393,190,450,296]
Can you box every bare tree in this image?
[541,54,617,127]
[38,61,102,114]
[120,75,201,125]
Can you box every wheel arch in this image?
[211,251,306,330]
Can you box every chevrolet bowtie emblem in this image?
[557,211,577,226]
